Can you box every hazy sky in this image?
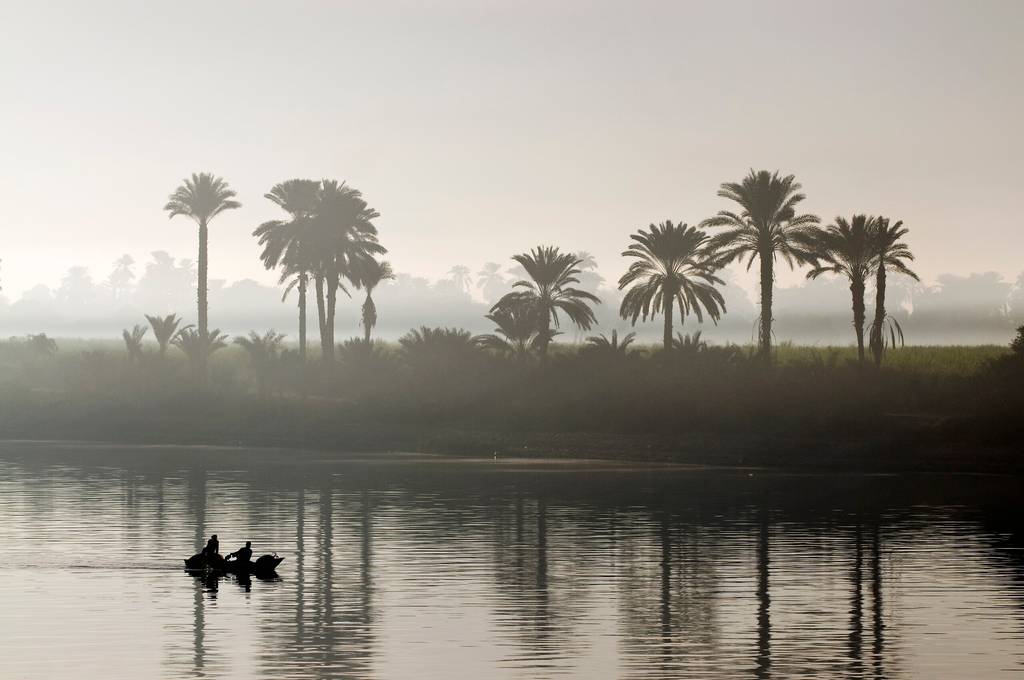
[1,0,1022,299]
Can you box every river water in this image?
[0,441,1022,679]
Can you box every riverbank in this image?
[1,402,1020,475]
[2,338,1021,475]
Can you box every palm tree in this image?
[618,221,726,351]
[804,215,878,366]
[399,326,481,372]
[145,313,190,357]
[234,330,286,395]
[308,180,386,362]
[108,255,136,303]
[355,258,394,343]
[253,179,319,362]
[163,173,241,373]
[447,265,473,294]
[673,330,707,357]
[700,170,819,361]
[584,329,637,357]
[122,324,148,362]
[869,218,919,368]
[475,302,556,358]
[491,246,600,357]
[476,262,507,303]
[172,327,229,374]
[575,251,598,272]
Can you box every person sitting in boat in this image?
[203,534,220,557]
[228,541,253,564]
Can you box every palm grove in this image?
[133,168,919,378]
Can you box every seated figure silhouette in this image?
[203,534,219,558]
[228,541,253,564]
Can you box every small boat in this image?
[184,552,284,576]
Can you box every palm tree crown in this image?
[164,173,241,225]
[145,313,190,357]
[491,246,600,356]
[700,169,819,360]
[618,221,725,351]
[584,329,637,357]
[253,179,320,270]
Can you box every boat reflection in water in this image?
[0,443,1022,680]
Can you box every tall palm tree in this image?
[491,246,600,357]
[869,218,919,368]
[145,313,190,357]
[804,215,878,366]
[308,180,386,362]
[618,221,726,351]
[163,172,241,373]
[355,258,394,343]
[700,170,819,361]
[253,179,320,362]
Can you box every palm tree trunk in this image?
[759,250,774,363]
[314,275,328,361]
[298,273,307,363]
[363,293,372,344]
[663,296,674,352]
[325,276,337,362]
[871,266,887,369]
[851,278,866,367]
[197,220,209,378]
[539,309,551,358]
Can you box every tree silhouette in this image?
[584,329,637,357]
[804,215,879,366]
[57,266,97,308]
[354,258,394,343]
[475,303,555,358]
[672,330,707,357]
[173,327,228,374]
[122,324,148,362]
[307,180,385,362]
[476,262,507,303]
[253,179,320,362]
[447,265,473,294]
[163,172,241,375]
[618,221,725,351]
[701,170,819,362]
[234,330,286,395]
[491,246,600,357]
[146,313,190,357]
[27,333,57,356]
[108,255,136,303]
[869,218,919,368]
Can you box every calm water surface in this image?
[1,441,1022,679]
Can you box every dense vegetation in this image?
[0,332,1020,470]
[1,168,1021,468]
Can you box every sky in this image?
[1,0,1022,300]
